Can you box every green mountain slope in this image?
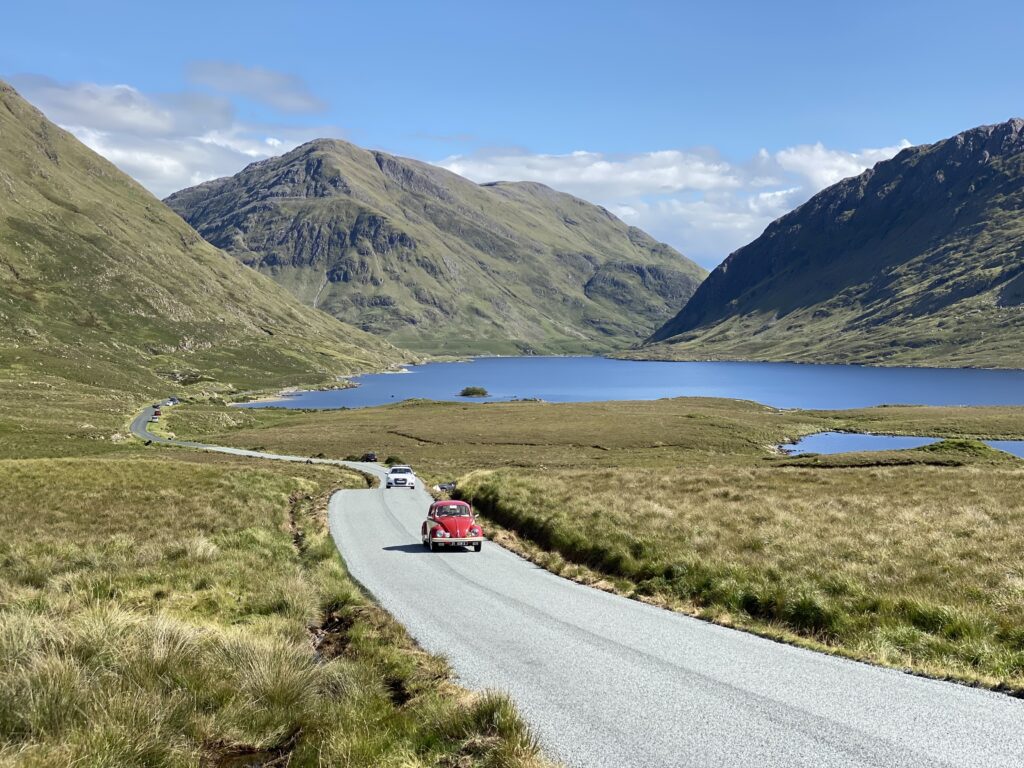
[0,81,399,399]
[165,140,706,355]
[641,118,1024,368]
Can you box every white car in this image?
[385,465,417,489]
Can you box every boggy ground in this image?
[167,397,1024,693]
[0,449,550,767]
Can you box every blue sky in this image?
[4,1,1022,267]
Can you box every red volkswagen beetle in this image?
[421,500,484,552]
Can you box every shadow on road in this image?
[382,543,475,554]
[382,543,430,553]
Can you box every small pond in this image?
[983,440,1024,459]
[783,432,1024,458]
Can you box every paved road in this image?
[133,406,1024,767]
[130,405,380,471]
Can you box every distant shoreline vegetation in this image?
[460,386,489,397]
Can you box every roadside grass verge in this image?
[457,461,1024,693]
[0,454,550,767]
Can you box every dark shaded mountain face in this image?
[166,140,706,355]
[644,119,1024,368]
[0,81,398,395]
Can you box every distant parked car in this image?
[385,465,417,489]
[421,500,484,552]
[361,451,378,462]
[151,403,161,409]
[167,397,180,405]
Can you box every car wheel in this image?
[473,543,482,552]
[429,539,437,552]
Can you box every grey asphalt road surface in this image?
[133,406,1024,767]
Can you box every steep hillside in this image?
[166,140,706,355]
[0,81,399,400]
[642,119,1024,368]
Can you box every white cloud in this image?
[67,125,270,190]
[435,140,909,268]
[12,75,176,134]
[440,148,739,198]
[10,74,341,198]
[609,187,805,266]
[186,60,326,113]
[775,141,912,189]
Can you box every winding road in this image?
[132,406,1024,767]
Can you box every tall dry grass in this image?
[460,463,1024,691]
[0,456,551,767]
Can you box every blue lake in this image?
[240,356,1024,411]
[784,432,1024,458]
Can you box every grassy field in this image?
[0,450,550,767]
[163,397,810,479]
[163,397,1024,477]
[165,397,1024,693]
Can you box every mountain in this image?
[0,81,399,396]
[165,140,706,355]
[642,119,1024,368]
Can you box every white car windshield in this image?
[390,467,411,474]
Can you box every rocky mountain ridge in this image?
[167,139,707,355]
[641,118,1024,368]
